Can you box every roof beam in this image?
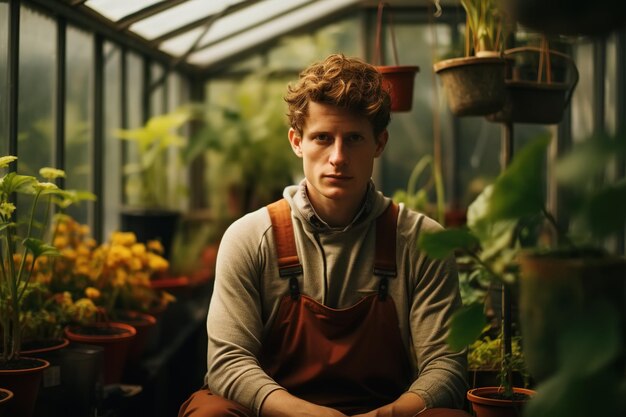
[150,0,258,45]
[116,0,189,30]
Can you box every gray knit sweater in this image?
[205,182,467,415]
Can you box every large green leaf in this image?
[555,133,626,187]
[22,238,60,258]
[487,135,551,221]
[447,303,486,351]
[580,179,626,239]
[418,229,479,260]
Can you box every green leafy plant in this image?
[419,133,626,400]
[0,156,94,362]
[116,105,203,209]
[392,154,446,225]
[193,72,302,217]
[459,0,512,54]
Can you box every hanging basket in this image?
[372,2,419,112]
[486,45,578,125]
[434,56,506,116]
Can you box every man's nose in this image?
[329,140,348,166]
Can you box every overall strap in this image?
[267,199,302,299]
[374,202,399,299]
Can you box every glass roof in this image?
[74,0,367,70]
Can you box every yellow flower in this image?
[147,240,164,254]
[54,235,69,248]
[85,287,101,299]
[39,167,66,180]
[148,253,169,271]
[0,201,16,217]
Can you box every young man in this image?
[179,54,469,417]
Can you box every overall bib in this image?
[179,200,470,417]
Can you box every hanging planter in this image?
[372,2,419,112]
[433,0,508,116]
[486,42,579,124]
[434,56,506,116]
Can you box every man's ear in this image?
[374,130,389,157]
[288,128,303,158]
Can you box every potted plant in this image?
[485,35,579,125]
[433,0,511,116]
[194,71,302,219]
[418,133,626,416]
[47,215,175,383]
[467,331,529,389]
[371,1,420,112]
[116,104,203,260]
[0,156,92,417]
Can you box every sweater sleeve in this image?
[205,213,283,415]
[406,217,468,409]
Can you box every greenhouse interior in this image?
[1,0,625,417]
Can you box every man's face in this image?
[288,101,388,209]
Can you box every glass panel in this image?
[64,25,94,226]
[199,0,310,47]
[150,63,165,116]
[267,16,359,71]
[17,6,56,231]
[571,41,595,142]
[103,41,122,240]
[167,72,189,213]
[605,34,616,136]
[18,6,55,173]
[123,52,144,207]
[0,2,8,155]
[130,0,244,40]
[85,0,162,22]
[188,0,360,67]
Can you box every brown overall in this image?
[178,200,470,417]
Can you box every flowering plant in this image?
[48,215,175,320]
[1,156,93,362]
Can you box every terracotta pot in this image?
[0,387,14,417]
[376,65,420,112]
[434,56,506,116]
[0,357,50,417]
[65,322,136,385]
[116,311,157,362]
[518,253,626,382]
[467,386,535,417]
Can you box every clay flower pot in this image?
[0,357,50,417]
[467,386,535,417]
[65,322,136,385]
[376,65,420,112]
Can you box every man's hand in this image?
[350,393,426,417]
[260,389,349,417]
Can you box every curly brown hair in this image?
[284,54,391,137]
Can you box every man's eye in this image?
[314,135,331,142]
[347,134,364,143]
